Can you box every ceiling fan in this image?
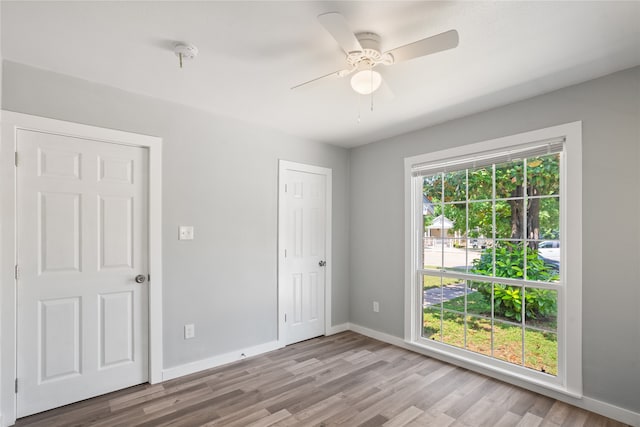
[292,12,459,95]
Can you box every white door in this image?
[279,163,329,345]
[16,129,149,417]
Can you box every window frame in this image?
[404,122,582,397]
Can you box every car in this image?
[538,240,560,274]
[468,238,491,249]
[538,240,560,262]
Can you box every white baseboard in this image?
[162,325,351,382]
[348,323,407,348]
[348,323,639,427]
[326,322,350,335]
[162,340,283,382]
[581,397,640,427]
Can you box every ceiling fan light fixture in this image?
[350,69,382,95]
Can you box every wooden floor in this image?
[16,332,628,427]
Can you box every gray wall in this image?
[349,66,640,412]
[2,61,351,369]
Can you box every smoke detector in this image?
[174,43,198,68]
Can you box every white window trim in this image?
[404,122,582,397]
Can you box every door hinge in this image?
[15,265,20,280]
[148,274,151,282]
[15,378,18,394]
[284,313,287,322]
[284,184,287,193]
[284,249,287,258]
[14,152,18,167]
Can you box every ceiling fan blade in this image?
[318,12,363,54]
[291,68,351,90]
[385,29,459,63]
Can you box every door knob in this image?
[135,274,146,284]
[318,260,326,267]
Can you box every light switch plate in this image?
[179,226,194,240]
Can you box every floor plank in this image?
[14,332,630,427]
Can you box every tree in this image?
[423,154,560,247]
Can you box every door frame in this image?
[277,160,332,346]
[0,111,163,426]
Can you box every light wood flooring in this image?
[15,331,628,427]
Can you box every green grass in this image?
[423,295,558,375]
[442,291,492,315]
[423,275,462,290]
[441,291,558,330]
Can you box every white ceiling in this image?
[2,1,639,148]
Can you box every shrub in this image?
[470,242,558,322]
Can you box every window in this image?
[405,123,582,395]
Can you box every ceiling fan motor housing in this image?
[347,32,394,69]
[357,32,381,51]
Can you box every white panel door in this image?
[281,168,327,345]
[16,129,149,417]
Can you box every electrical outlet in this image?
[184,323,195,339]
[179,226,194,240]
[373,301,380,313]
